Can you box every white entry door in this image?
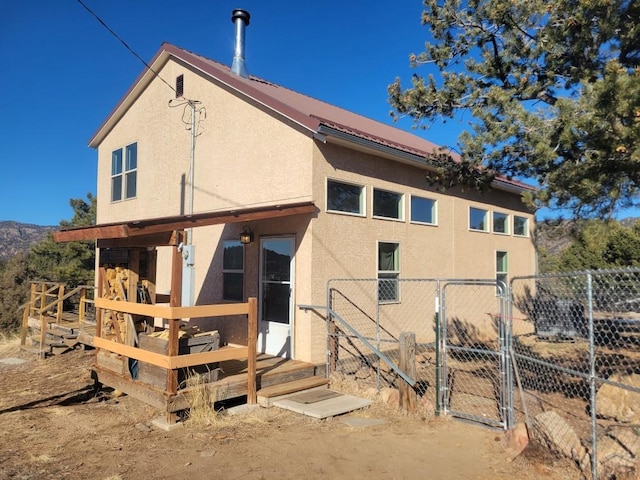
[258,237,295,358]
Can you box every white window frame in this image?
[496,250,508,294]
[111,142,137,202]
[326,179,366,216]
[493,211,510,235]
[377,241,400,303]
[373,188,404,221]
[469,207,489,232]
[513,215,529,237]
[410,195,437,225]
[222,240,244,302]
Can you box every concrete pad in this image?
[340,417,387,428]
[225,403,261,416]
[151,417,184,431]
[273,391,372,419]
[0,357,28,365]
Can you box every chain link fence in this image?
[326,270,640,479]
[511,269,640,480]
[327,279,439,408]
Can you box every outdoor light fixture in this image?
[239,226,254,244]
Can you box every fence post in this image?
[399,332,417,413]
[56,284,64,324]
[587,272,598,480]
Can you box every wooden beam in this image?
[94,297,251,320]
[399,332,417,413]
[247,297,258,404]
[54,224,128,242]
[97,231,178,248]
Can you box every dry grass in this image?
[183,371,222,425]
[0,331,21,357]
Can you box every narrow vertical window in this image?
[176,74,184,98]
[111,148,123,202]
[496,251,508,293]
[125,143,137,199]
[223,241,244,301]
[378,242,400,303]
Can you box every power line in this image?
[75,0,177,95]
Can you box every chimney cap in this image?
[231,9,250,25]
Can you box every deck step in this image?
[257,376,330,407]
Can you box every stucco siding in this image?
[96,58,312,225]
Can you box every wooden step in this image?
[257,376,330,407]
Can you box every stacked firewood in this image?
[101,267,130,342]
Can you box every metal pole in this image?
[587,272,598,480]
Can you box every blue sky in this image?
[1,1,471,226]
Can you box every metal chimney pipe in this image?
[230,9,250,78]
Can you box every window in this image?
[373,188,403,220]
[378,242,399,303]
[496,251,508,293]
[111,142,137,202]
[327,179,365,215]
[410,196,436,224]
[223,241,244,301]
[469,207,488,231]
[514,216,529,236]
[493,212,509,234]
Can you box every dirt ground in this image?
[0,338,581,480]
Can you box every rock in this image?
[597,436,636,479]
[596,373,640,423]
[607,427,640,458]
[354,366,372,380]
[505,422,530,454]
[532,410,590,473]
[380,387,399,408]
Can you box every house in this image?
[57,9,536,366]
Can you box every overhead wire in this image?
[75,0,177,96]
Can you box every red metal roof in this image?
[88,43,534,193]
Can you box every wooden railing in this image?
[20,281,96,354]
[94,297,258,410]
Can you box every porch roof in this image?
[53,201,317,246]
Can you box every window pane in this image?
[514,216,528,236]
[125,143,137,170]
[223,272,244,301]
[496,251,508,272]
[263,240,291,282]
[327,180,363,214]
[223,242,243,270]
[373,189,402,219]
[262,283,291,324]
[112,149,123,175]
[378,242,398,271]
[111,176,122,202]
[470,207,488,231]
[411,196,435,224]
[378,275,398,302]
[493,212,509,234]
[125,171,137,199]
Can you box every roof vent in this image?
[230,9,250,78]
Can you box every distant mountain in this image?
[0,221,56,261]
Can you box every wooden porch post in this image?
[96,268,106,339]
[56,284,64,324]
[247,297,258,404]
[399,332,417,413]
[166,231,184,424]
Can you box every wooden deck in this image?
[95,353,323,413]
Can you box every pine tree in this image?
[389,0,640,217]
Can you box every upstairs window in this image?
[111,142,137,202]
[514,216,529,237]
[410,195,437,225]
[373,188,403,220]
[327,179,365,215]
[223,241,244,301]
[493,212,509,234]
[378,242,400,303]
[469,207,488,232]
[176,74,184,98]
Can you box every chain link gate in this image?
[440,280,512,429]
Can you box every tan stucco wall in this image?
[94,58,536,365]
[96,58,312,225]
